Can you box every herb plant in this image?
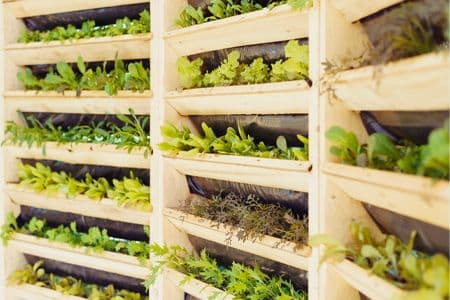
[180,192,308,248]
[3,109,151,158]
[145,244,306,299]
[18,56,150,96]
[309,223,449,299]
[176,0,312,28]
[177,40,309,89]
[326,121,450,180]
[1,213,150,264]
[17,162,151,211]
[18,10,150,43]
[9,260,149,299]
[159,121,308,161]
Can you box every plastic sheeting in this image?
[25,255,147,294]
[23,3,150,31]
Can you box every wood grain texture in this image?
[331,0,405,22]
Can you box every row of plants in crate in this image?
[9,260,148,300]
[15,162,151,210]
[18,57,150,96]
[1,213,150,264]
[326,120,449,180]
[310,223,449,299]
[178,40,308,88]
[3,110,151,157]
[176,0,312,27]
[18,9,151,44]
[159,122,308,161]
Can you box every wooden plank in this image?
[5,34,152,65]
[164,5,309,56]
[324,163,450,229]
[4,91,151,115]
[331,0,405,22]
[331,260,405,300]
[166,80,310,115]
[165,208,310,271]
[4,143,150,169]
[7,285,86,300]
[165,154,311,192]
[5,0,149,18]
[164,268,234,300]
[333,52,450,111]
[9,234,149,279]
[6,184,150,225]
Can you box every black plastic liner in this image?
[25,255,146,294]
[23,3,150,31]
[360,111,449,145]
[360,0,448,64]
[364,204,449,257]
[188,39,308,73]
[189,114,309,147]
[22,112,150,133]
[18,205,147,241]
[188,236,308,290]
[187,176,308,215]
[20,159,150,186]
[29,59,150,77]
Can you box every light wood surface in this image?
[331,0,406,22]
[7,284,87,300]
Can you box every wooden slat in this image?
[166,80,310,115]
[5,34,152,65]
[331,0,405,22]
[164,268,233,300]
[4,91,151,115]
[331,260,405,300]
[5,143,150,169]
[164,5,309,56]
[7,184,150,225]
[7,285,86,300]
[10,234,149,279]
[5,0,149,18]
[165,154,311,192]
[324,163,450,229]
[332,52,450,111]
[165,208,310,270]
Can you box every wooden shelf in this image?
[164,268,233,300]
[7,285,86,300]
[5,143,150,169]
[5,34,152,66]
[332,52,449,111]
[166,80,310,115]
[4,90,151,115]
[7,183,150,225]
[4,0,149,18]
[165,154,311,192]
[324,162,450,229]
[331,0,405,22]
[9,233,149,279]
[331,260,405,300]
[164,4,309,56]
[165,207,310,270]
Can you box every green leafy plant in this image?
[175,0,312,28]
[309,223,449,299]
[159,121,308,161]
[1,213,150,264]
[18,10,150,43]
[177,40,309,89]
[181,192,308,248]
[3,109,151,158]
[145,244,306,299]
[17,162,151,211]
[18,56,150,96]
[326,121,450,180]
[9,260,149,299]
